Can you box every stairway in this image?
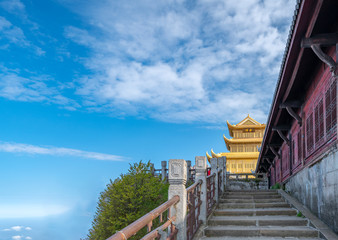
[201,190,323,239]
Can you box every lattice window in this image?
[325,80,337,134]
[306,113,314,154]
[314,99,324,143]
[297,131,302,164]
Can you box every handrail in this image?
[206,172,216,179]
[186,179,202,193]
[107,195,180,240]
[140,216,176,240]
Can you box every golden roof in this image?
[223,135,263,151]
[206,150,259,161]
[227,114,265,137]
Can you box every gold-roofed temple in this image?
[206,115,265,174]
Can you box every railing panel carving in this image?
[206,173,216,216]
[186,179,202,240]
[218,169,223,196]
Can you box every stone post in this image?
[218,157,225,194]
[210,158,219,203]
[195,156,207,224]
[186,160,191,181]
[161,161,167,181]
[168,159,187,240]
[150,163,155,176]
[222,157,227,192]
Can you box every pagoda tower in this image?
[206,115,266,174]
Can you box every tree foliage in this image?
[88,161,169,240]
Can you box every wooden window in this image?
[325,81,337,134]
[306,113,314,154]
[297,131,302,164]
[314,99,324,143]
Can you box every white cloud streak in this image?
[2,226,32,232]
[0,204,69,218]
[0,65,80,110]
[0,141,127,161]
[12,236,22,240]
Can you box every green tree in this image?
[88,161,169,240]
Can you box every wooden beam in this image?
[276,129,290,145]
[311,44,337,76]
[267,143,282,148]
[272,125,290,131]
[279,101,302,108]
[286,106,302,126]
[269,145,280,159]
[302,33,338,76]
[262,155,275,160]
[280,102,302,125]
[301,33,338,47]
[264,158,272,165]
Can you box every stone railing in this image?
[226,172,268,190]
[152,160,195,182]
[227,173,267,180]
[106,156,226,240]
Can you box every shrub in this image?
[87,161,169,240]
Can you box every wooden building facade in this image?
[256,0,338,233]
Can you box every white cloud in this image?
[0,204,70,218]
[0,0,296,125]
[0,67,79,110]
[1,226,29,231]
[0,0,25,15]
[0,16,28,47]
[0,141,127,161]
[25,237,32,240]
[62,0,296,124]
[12,236,22,240]
[11,226,23,231]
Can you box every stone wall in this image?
[285,145,338,233]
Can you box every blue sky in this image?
[0,0,295,239]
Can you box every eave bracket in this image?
[301,33,338,76]
[272,126,290,145]
[280,101,302,126]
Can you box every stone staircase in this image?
[201,190,323,239]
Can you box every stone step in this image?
[208,215,308,226]
[219,202,291,209]
[224,191,278,195]
[224,194,281,199]
[204,226,319,238]
[220,198,284,203]
[225,190,277,193]
[214,208,297,216]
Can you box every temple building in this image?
[256,0,338,233]
[206,115,266,174]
